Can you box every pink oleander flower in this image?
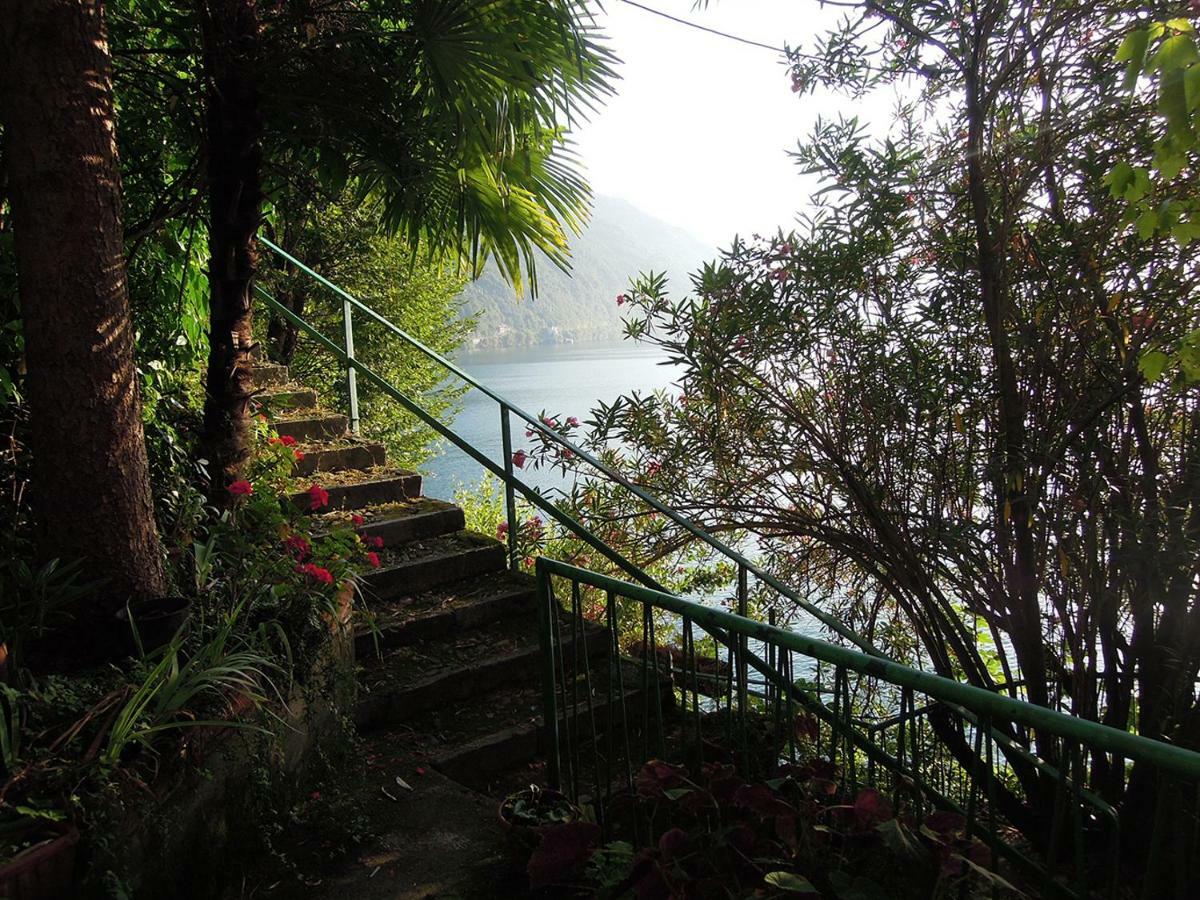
[616,293,628,306]
[566,416,579,427]
[512,449,528,469]
[496,521,509,539]
[307,484,330,511]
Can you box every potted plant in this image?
[498,785,582,861]
[0,809,79,900]
[116,595,193,656]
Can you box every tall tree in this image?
[557,0,1198,848]
[0,0,166,603]
[196,0,263,488]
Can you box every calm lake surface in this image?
[420,340,680,501]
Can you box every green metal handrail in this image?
[535,557,1200,900]
[535,559,1200,780]
[257,235,880,656]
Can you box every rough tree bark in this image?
[0,0,167,606]
[197,0,263,491]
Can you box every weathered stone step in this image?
[354,571,535,657]
[258,386,319,413]
[274,413,348,443]
[249,363,288,388]
[354,498,465,549]
[287,468,421,512]
[361,531,506,601]
[292,441,386,476]
[432,671,672,793]
[355,612,608,730]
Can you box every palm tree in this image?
[194,0,617,487]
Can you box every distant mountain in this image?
[458,195,715,349]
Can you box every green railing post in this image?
[341,295,360,435]
[736,564,749,716]
[499,403,519,570]
[536,560,561,790]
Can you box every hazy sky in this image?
[574,0,863,249]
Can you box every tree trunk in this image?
[0,0,166,607]
[197,0,263,491]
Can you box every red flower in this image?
[284,534,312,560]
[512,449,528,469]
[351,514,365,526]
[367,535,384,549]
[365,551,381,568]
[228,479,253,497]
[307,484,330,511]
[296,562,334,584]
[294,450,305,462]
[271,434,298,447]
[566,416,579,427]
[496,521,509,539]
[616,293,627,306]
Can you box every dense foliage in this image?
[520,0,1200,831]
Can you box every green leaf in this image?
[1171,220,1200,244]
[876,818,931,864]
[1180,339,1200,382]
[765,872,819,893]
[1185,64,1200,111]
[662,788,693,800]
[1136,207,1161,239]
[1158,69,1194,136]
[1150,34,1200,73]
[1139,350,1171,382]
[1116,29,1150,91]
[1105,161,1135,198]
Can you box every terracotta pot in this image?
[497,788,581,864]
[0,824,79,900]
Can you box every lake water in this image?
[420,338,827,656]
[421,340,680,501]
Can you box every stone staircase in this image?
[247,358,651,897]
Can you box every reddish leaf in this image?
[526,822,601,889]
[853,788,894,827]
[658,827,689,862]
[923,810,966,838]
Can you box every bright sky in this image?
[574,0,884,249]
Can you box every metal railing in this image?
[255,239,1200,898]
[536,558,1200,900]
[256,235,881,656]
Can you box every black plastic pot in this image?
[116,595,192,656]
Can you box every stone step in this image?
[292,441,386,477]
[274,413,348,443]
[287,468,421,513]
[354,498,465,549]
[355,612,609,730]
[258,386,319,413]
[431,670,673,793]
[361,531,506,601]
[354,571,535,657]
[249,364,288,388]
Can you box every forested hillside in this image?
[458,195,713,348]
